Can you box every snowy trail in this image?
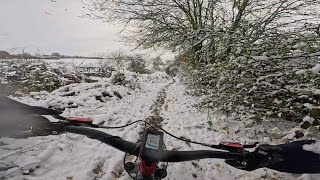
[158,80,314,180]
[0,72,319,180]
[146,81,175,129]
[160,81,243,180]
[0,72,171,180]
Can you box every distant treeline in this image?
[0,51,103,60]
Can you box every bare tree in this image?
[84,0,320,63]
[109,50,127,71]
[11,47,33,62]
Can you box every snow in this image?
[256,73,284,82]
[294,64,320,75]
[273,99,282,105]
[302,116,315,124]
[236,83,244,88]
[5,71,16,76]
[296,69,307,75]
[1,60,320,180]
[252,56,269,61]
[303,142,320,154]
[310,64,320,74]
[304,103,316,109]
[1,81,9,84]
[282,128,303,140]
[292,42,308,49]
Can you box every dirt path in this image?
[146,82,174,129]
[112,81,174,178]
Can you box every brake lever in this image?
[29,115,101,136]
[225,144,284,171]
[30,120,65,136]
[225,154,252,170]
[53,115,99,128]
[216,142,258,153]
[243,142,259,148]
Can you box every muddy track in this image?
[146,82,174,129]
[111,82,174,178]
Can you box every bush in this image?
[0,60,82,95]
[110,72,140,90]
[182,35,320,123]
[126,55,150,74]
[152,56,164,71]
[165,57,181,77]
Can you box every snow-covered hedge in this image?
[29,81,130,111]
[0,60,82,95]
[183,57,320,124]
[19,71,169,117]
[182,32,320,127]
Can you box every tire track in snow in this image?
[111,80,174,179]
[111,81,174,179]
[146,81,175,129]
[111,81,175,178]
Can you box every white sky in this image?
[0,0,146,57]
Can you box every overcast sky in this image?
[0,0,140,56]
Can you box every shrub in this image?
[182,35,320,123]
[126,55,150,74]
[0,60,82,95]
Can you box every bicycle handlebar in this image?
[64,126,139,156]
[63,125,244,162]
[55,122,320,175]
[160,150,243,162]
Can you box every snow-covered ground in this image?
[0,70,170,180]
[0,59,320,180]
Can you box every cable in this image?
[98,120,215,149]
[69,118,254,150]
[98,120,193,179]
[124,140,141,180]
[145,121,214,148]
[124,153,136,180]
[98,120,146,129]
[65,118,256,149]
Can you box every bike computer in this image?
[139,128,165,161]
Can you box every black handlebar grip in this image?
[267,140,320,174]
[64,126,139,156]
[0,96,62,115]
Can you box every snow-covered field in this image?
[0,59,320,180]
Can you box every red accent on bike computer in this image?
[139,160,158,177]
[69,117,93,123]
